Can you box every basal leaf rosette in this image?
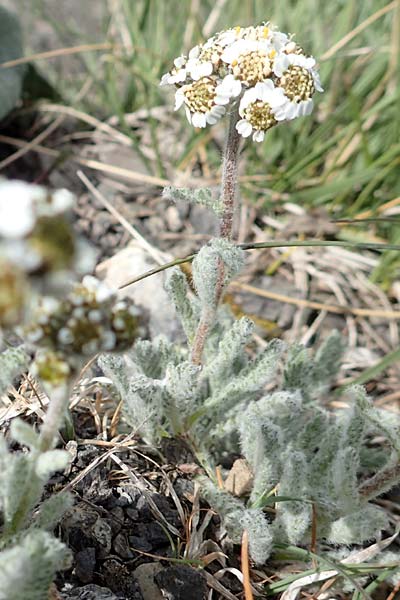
[161,22,323,140]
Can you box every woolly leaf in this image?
[312,331,344,386]
[0,445,34,530]
[163,185,223,216]
[192,239,244,309]
[31,492,73,532]
[204,316,253,390]
[283,344,313,395]
[275,450,312,544]
[330,447,359,512]
[123,375,164,442]
[353,385,400,456]
[327,505,389,545]
[10,419,40,450]
[0,346,28,396]
[235,508,273,564]
[35,450,69,480]
[0,530,71,600]
[164,361,201,419]
[206,338,285,415]
[132,336,185,379]
[98,353,131,397]
[165,269,199,343]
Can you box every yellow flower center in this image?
[232,51,272,86]
[183,77,217,113]
[279,65,315,102]
[243,101,277,131]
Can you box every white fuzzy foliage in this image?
[0,422,70,537]
[327,505,389,545]
[98,237,400,564]
[165,269,199,343]
[0,530,70,600]
[162,185,223,216]
[200,477,273,564]
[0,345,28,396]
[192,239,244,309]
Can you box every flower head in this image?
[25,276,138,358]
[175,77,226,127]
[161,22,323,139]
[237,80,288,142]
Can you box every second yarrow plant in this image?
[101,21,400,582]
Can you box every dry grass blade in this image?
[241,530,254,600]
[385,579,400,600]
[108,452,182,538]
[38,103,132,146]
[59,431,137,494]
[321,1,396,60]
[77,170,167,265]
[0,42,115,68]
[0,134,170,186]
[0,116,64,171]
[203,570,239,600]
[230,281,400,320]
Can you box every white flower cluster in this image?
[0,179,83,328]
[161,23,323,141]
[0,179,76,273]
[25,276,138,358]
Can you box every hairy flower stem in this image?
[39,380,73,452]
[191,109,241,365]
[191,261,226,365]
[220,107,242,241]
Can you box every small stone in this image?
[155,565,207,600]
[128,535,152,553]
[75,547,96,584]
[113,532,134,559]
[223,458,254,497]
[134,563,164,600]
[92,517,112,558]
[126,507,139,521]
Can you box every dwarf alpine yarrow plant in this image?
[161,22,322,141]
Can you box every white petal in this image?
[236,119,252,138]
[269,87,288,107]
[207,105,225,124]
[174,89,185,110]
[0,181,38,238]
[160,73,171,86]
[273,54,289,77]
[253,130,265,142]
[312,70,324,92]
[184,106,192,124]
[174,55,187,68]
[188,45,200,59]
[273,105,289,121]
[170,68,187,84]
[191,112,207,128]
[303,99,314,115]
[286,102,300,119]
[239,87,258,112]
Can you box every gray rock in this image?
[155,565,207,600]
[134,562,164,600]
